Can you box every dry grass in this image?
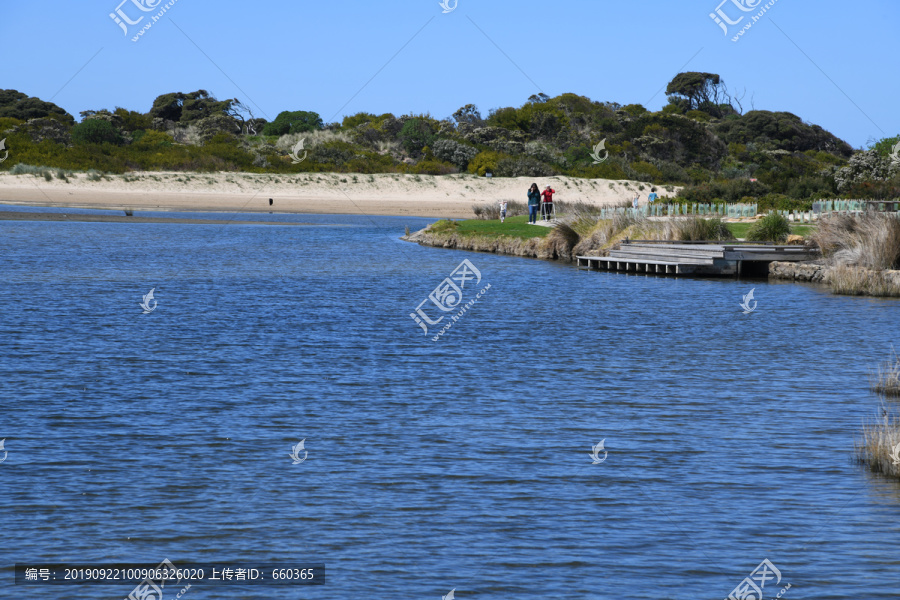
[547,222,581,258]
[472,200,527,220]
[857,409,900,478]
[813,213,900,270]
[827,265,900,297]
[872,351,900,397]
[275,130,354,151]
[570,215,733,256]
[857,351,900,479]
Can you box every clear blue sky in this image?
[2,0,897,149]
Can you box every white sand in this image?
[0,171,675,219]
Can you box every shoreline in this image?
[0,210,321,226]
[402,220,900,297]
[0,171,672,219]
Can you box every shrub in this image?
[432,138,478,169]
[398,118,435,156]
[132,129,174,150]
[411,159,456,175]
[496,156,556,177]
[468,150,505,177]
[71,119,122,145]
[746,211,791,242]
[756,193,813,213]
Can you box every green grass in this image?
[431,215,550,240]
[726,222,815,239]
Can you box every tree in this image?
[0,89,73,124]
[527,93,549,104]
[180,90,233,122]
[665,72,731,116]
[262,110,324,136]
[148,92,186,122]
[452,104,482,127]
[226,99,265,135]
[114,107,152,132]
[148,90,233,124]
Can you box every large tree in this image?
[0,89,74,123]
[665,72,732,117]
[148,90,233,123]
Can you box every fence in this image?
[589,200,900,222]
[594,202,758,220]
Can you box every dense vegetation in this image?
[2,72,898,204]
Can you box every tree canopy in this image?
[261,110,324,136]
[0,89,73,124]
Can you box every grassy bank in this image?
[430,215,550,240]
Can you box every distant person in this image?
[648,187,658,203]
[541,185,555,221]
[527,183,541,224]
[499,199,508,223]
[632,194,639,210]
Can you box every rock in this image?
[785,234,805,245]
[769,260,827,282]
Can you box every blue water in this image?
[2,209,900,600]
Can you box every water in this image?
[1,209,899,599]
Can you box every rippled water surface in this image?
[2,209,900,599]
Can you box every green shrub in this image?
[262,110,324,136]
[747,211,791,242]
[467,150,505,176]
[411,159,456,175]
[398,118,435,156]
[132,130,174,150]
[756,193,813,212]
[71,119,122,145]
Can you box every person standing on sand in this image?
[499,199,508,223]
[648,187,658,203]
[632,194,639,210]
[527,183,541,224]
[541,185,555,221]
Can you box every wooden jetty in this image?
[576,241,819,277]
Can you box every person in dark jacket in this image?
[527,183,541,224]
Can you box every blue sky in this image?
[2,0,897,149]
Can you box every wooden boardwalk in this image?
[577,241,819,277]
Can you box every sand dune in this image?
[0,171,674,219]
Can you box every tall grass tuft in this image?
[857,409,900,478]
[857,352,900,478]
[547,221,581,256]
[813,213,900,270]
[673,217,734,241]
[827,265,900,297]
[872,351,900,397]
[746,211,791,242]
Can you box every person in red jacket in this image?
[541,186,555,221]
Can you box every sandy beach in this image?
[0,171,671,219]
